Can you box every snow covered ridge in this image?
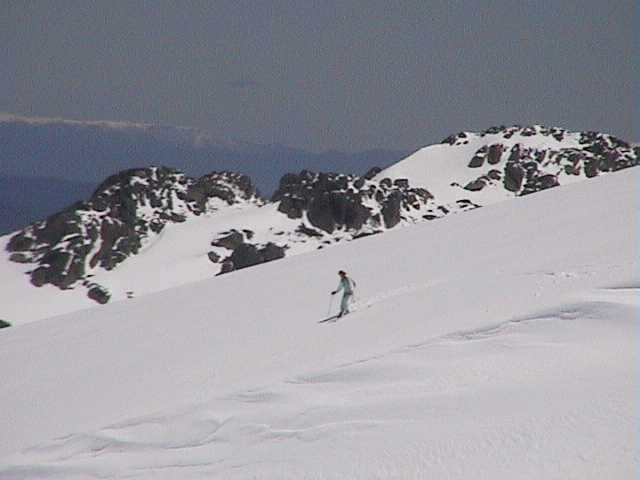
[391,124,639,204]
[5,167,260,303]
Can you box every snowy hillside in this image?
[380,125,639,206]
[1,125,637,325]
[0,167,636,479]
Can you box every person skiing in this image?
[331,270,356,318]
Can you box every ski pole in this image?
[327,294,335,316]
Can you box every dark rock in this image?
[381,191,402,228]
[468,145,488,168]
[226,242,285,271]
[228,243,263,269]
[87,285,110,304]
[468,155,485,168]
[486,126,506,134]
[464,179,486,191]
[507,144,522,163]
[212,231,244,250]
[30,267,49,287]
[414,188,433,201]
[538,174,559,190]
[393,178,410,188]
[504,163,525,192]
[487,169,501,180]
[599,152,618,172]
[308,193,336,233]
[0,319,10,329]
[207,251,221,263]
[261,243,286,262]
[364,167,382,180]
[277,196,306,219]
[521,174,560,196]
[564,164,581,175]
[456,199,480,209]
[9,253,30,263]
[219,260,235,274]
[379,178,392,189]
[7,233,34,252]
[296,224,323,237]
[441,132,466,145]
[487,144,504,164]
[186,172,257,209]
[584,159,599,178]
[353,230,381,239]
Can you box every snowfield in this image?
[0,168,637,478]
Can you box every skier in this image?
[331,270,356,318]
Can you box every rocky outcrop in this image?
[6,167,261,301]
[444,126,638,197]
[209,228,287,274]
[272,170,433,233]
[228,242,286,270]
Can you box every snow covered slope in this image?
[380,125,638,206]
[1,125,637,325]
[0,168,636,479]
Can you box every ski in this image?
[318,315,339,324]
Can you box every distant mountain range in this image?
[1,123,637,324]
[0,114,410,233]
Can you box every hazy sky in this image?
[1,0,636,151]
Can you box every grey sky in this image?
[1,0,636,152]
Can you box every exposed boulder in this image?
[487,144,504,164]
[223,242,286,272]
[487,169,501,180]
[464,179,487,191]
[381,191,403,228]
[504,163,525,192]
[468,155,485,168]
[212,231,244,250]
[8,253,29,263]
[87,285,110,304]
